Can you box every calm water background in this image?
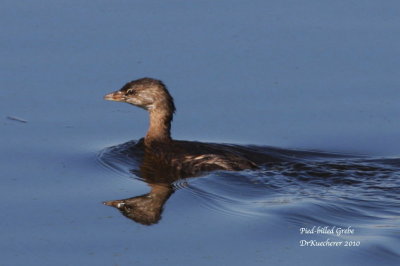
[1,1,399,265]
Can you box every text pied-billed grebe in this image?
[104,77,258,175]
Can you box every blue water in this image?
[1,1,399,265]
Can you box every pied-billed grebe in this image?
[104,77,258,174]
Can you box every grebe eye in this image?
[126,89,136,95]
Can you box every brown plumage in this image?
[104,77,258,176]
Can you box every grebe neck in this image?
[145,109,172,145]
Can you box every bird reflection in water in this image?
[104,183,173,225]
[103,141,178,225]
[101,139,274,225]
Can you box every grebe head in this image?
[104,77,175,114]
